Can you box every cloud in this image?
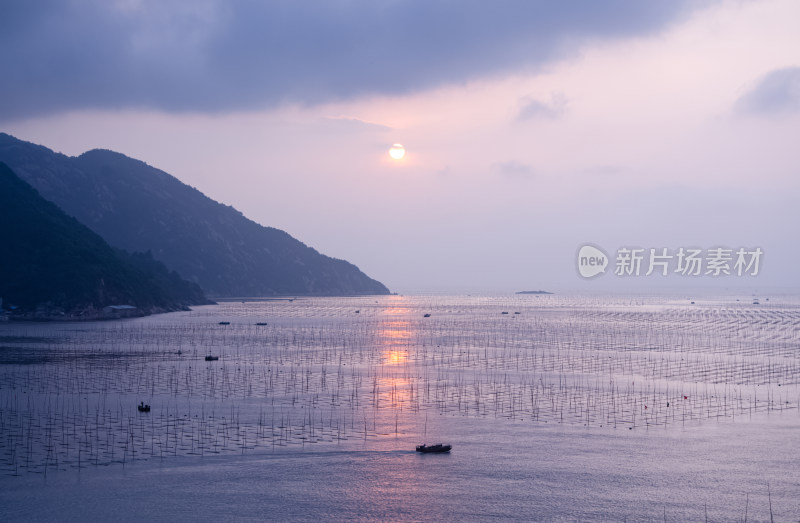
[517,92,568,121]
[579,164,622,177]
[321,117,393,132]
[0,1,710,120]
[736,67,800,115]
[494,161,535,179]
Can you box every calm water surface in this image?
[1,295,798,521]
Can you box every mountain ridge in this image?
[0,133,390,297]
[0,162,210,317]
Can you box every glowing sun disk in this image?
[389,144,406,160]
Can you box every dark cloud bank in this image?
[1,1,709,120]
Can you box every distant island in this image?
[516,290,554,295]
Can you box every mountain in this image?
[0,133,390,297]
[0,162,209,316]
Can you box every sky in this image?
[2,0,799,294]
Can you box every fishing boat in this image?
[205,355,219,361]
[137,402,151,413]
[415,443,452,453]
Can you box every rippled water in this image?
[1,295,798,521]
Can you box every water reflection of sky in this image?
[376,299,417,418]
[380,297,413,366]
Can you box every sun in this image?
[389,143,406,160]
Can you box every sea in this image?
[1,294,798,521]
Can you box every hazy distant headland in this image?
[0,133,390,302]
[516,290,554,295]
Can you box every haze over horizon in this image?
[2,0,798,294]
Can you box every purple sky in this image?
[2,0,799,293]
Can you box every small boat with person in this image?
[416,443,452,453]
[137,402,151,413]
